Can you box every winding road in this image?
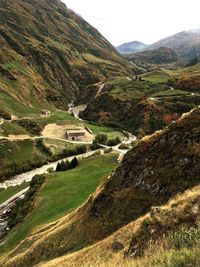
[0,82,136,190]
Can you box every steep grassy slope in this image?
[0,0,133,115]
[2,107,200,267]
[0,154,118,256]
[40,185,200,267]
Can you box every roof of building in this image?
[66,130,85,135]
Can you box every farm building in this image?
[66,130,86,141]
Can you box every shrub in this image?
[167,227,200,250]
[95,134,108,145]
[70,157,79,169]
[104,148,112,154]
[119,143,129,149]
[107,137,121,147]
[35,139,52,156]
[76,145,87,154]
[90,140,100,151]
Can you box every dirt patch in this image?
[42,123,94,142]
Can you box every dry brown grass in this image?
[34,185,200,267]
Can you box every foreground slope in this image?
[41,185,200,267]
[2,107,200,267]
[0,0,132,115]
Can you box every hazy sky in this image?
[63,0,200,46]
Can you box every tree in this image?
[76,145,87,154]
[90,140,100,151]
[56,160,70,172]
[95,134,108,145]
[70,157,79,169]
[115,136,121,144]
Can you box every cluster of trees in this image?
[90,134,121,149]
[0,145,87,182]
[56,157,79,172]
[168,76,200,92]
[59,145,87,159]
[35,139,52,156]
[8,174,46,229]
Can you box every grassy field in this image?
[0,153,119,254]
[84,122,125,139]
[0,183,29,205]
[0,139,45,167]
[32,110,78,126]
[152,88,190,97]
[0,121,28,137]
[0,89,39,117]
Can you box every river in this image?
[0,150,104,189]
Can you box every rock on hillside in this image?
[3,107,200,267]
[0,0,133,112]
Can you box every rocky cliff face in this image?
[0,0,132,112]
[3,107,200,267]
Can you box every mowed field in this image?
[0,153,119,254]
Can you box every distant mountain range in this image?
[116,41,148,54]
[117,29,200,60]
[148,29,200,60]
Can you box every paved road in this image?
[0,187,30,210]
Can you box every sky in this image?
[63,0,200,46]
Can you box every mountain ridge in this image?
[116,41,148,54]
[0,0,133,115]
[148,29,200,60]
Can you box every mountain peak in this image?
[116,41,148,54]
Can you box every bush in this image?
[76,145,87,154]
[107,137,121,147]
[167,227,200,250]
[35,139,52,156]
[119,143,129,149]
[104,148,112,154]
[90,140,100,151]
[95,134,108,145]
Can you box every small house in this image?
[66,130,86,141]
